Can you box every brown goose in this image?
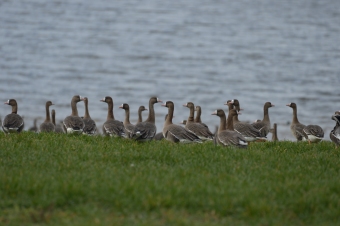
[330,111,340,148]
[51,109,64,133]
[119,103,135,138]
[39,101,55,133]
[228,99,243,112]
[233,110,266,142]
[137,106,148,124]
[183,102,214,141]
[302,124,324,144]
[82,97,97,135]
[131,97,162,141]
[212,109,247,148]
[63,95,85,134]
[28,118,39,132]
[251,102,274,137]
[154,114,169,141]
[2,99,24,133]
[194,105,209,128]
[271,123,279,141]
[100,96,126,137]
[286,103,306,141]
[162,101,202,143]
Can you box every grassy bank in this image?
[0,132,339,225]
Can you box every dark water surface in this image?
[1,0,340,140]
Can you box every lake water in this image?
[1,0,339,140]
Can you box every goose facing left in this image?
[2,99,25,133]
[63,95,85,134]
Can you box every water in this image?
[1,0,339,140]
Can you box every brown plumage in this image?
[131,97,162,141]
[251,102,274,137]
[286,102,306,141]
[137,106,148,124]
[39,101,55,133]
[162,101,202,143]
[2,99,25,133]
[51,109,64,133]
[302,125,324,144]
[119,103,135,138]
[183,102,214,141]
[29,118,39,132]
[82,97,97,135]
[63,95,85,134]
[100,96,125,137]
[212,109,247,148]
[330,111,340,148]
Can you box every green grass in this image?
[0,132,340,225]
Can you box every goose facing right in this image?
[2,99,25,133]
[63,95,85,134]
[119,103,135,138]
[131,97,162,141]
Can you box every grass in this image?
[0,132,340,225]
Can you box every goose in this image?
[137,106,148,124]
[28,118,39,132]
[154,114,169,141]
[119,103,135,138]
[302,124,324,144]
[2,99,24,133]
[224,102,266,142]
[330,111,340,148]
[194,105,209,128]
[82,97,97,135]
[131,97,162,141]
[63,95,85,134]
[162,101,202,143]
[39,101,55,132]
[51,109,64,133]
[183,102,214,141]
[286,103,307,141]
[228,99,243,112]
[212,109,248,148]
[100,96,126,137]
[251,102,274,137]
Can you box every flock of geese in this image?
[2,95,340,148]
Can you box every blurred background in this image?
[0,0,339,140]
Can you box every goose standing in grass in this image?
[131,97,162,141]
[286,103,306,141]
[39,101,55,133]
[63,95,85,134]
[330,111,340,148]
[82,97,97,135]
[183,102,214,141]
[29,118,39,132]
[154,114,169,141]
[137,106,148,124]
[251,102,274,137]
[100,96,125,138]
[302,124,324,144]
[212,109,248,149]
[194,105,209,128]
[162,101,202,143]
[51,109,64,133]
[2,99,24,133]
[119,103,135,138]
